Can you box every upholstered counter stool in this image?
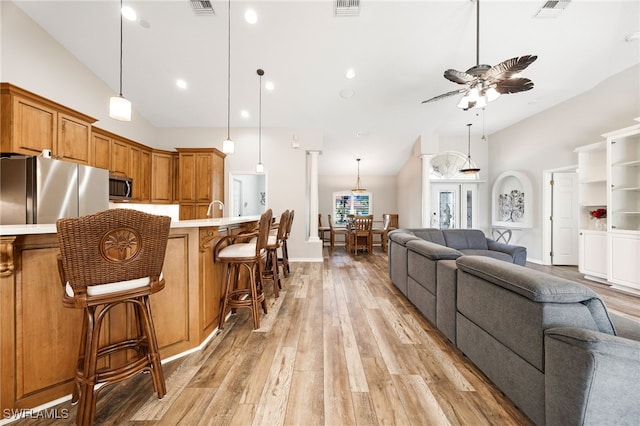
[214,209,272,330]
[263,210,290,297]
[56,209,171,426]
[278,210,294,277]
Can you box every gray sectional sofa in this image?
[388,228,640,425]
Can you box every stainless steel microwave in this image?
[109,175,133,201]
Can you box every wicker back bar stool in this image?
[263,210,290,297]
[214,209,273,330]
[278,209,294,277]
[56,209,171,426]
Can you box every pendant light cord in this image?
[466,123,472,167]
[119,0,124,97]
[475,0,480,67]
[226,0,231,140]
[258,69,263,164]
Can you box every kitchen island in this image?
[0,216,259,415]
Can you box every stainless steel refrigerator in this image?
[0,156,109,225]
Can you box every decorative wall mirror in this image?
[491,171,533,228]
[229,172,266,217]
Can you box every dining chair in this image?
[328,214,348,249]
[349,215,374,255]
[318,213,330,245]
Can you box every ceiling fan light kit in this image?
[422,0,537,111]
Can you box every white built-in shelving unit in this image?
[576,119,640,291]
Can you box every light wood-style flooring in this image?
[12,248,639,425]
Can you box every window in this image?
[333,191,372,225]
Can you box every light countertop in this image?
[0,216,260,236]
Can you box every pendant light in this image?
[109,0,132,121]
[221,0,234,154]
[460,123,481,175]
[351,158,366,193]
[255,68,265,173]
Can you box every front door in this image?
[431,183,478,229]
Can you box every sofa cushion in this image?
[407,240,461,260]
[456,256,616,335]
[442,229,488,250]
[411,229,446,245]
[388,230,420,246]
[459,249,513,263]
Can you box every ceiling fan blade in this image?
[482,55,538,80]
[422,88,468,104]
[444,69,474,84]
[495,78,534,94]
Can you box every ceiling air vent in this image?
[534,1,571,19]
[190,0,215,16]
[334,0,359,17]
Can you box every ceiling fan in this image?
[422,0,537,110]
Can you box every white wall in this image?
[488,64,640,262]
[396,152,422,229]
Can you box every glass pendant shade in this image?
[255,162,264,173]
[109,95,131,121]
[222,138,235,154]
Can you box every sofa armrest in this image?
[544,326,640,426]
[406,239,462,260]
[486,239,527,265]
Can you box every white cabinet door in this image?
[579,230,607,279]
[609,232,640,290]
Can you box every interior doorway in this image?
[542,166,579,265]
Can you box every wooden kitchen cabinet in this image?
[91,131,111,170]
[110,138,130,177]
[151,150,175,203]
[130,144,151,202]
[0,83,95,164]
[177,148,225,219]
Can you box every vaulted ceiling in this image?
[12,0,640,175]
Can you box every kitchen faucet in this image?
[206,200,224,217]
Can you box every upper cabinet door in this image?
[57,113,91,165]
[92,132,111,170]
[12,95,56,156]
[111,138,130,177]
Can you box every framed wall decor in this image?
[491,171,533,228]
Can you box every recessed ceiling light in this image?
[245,9,257,24]
[265,81,274,91]
[346,68,356,79]
[176,79,187,89]
[241,110,249,118]
[340,89,355,99]
[121,6,137,21]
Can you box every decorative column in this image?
[307,150,321,241]
[421,154,436,227]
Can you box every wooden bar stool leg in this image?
[140,296,166,398]
[219,263,234,330]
